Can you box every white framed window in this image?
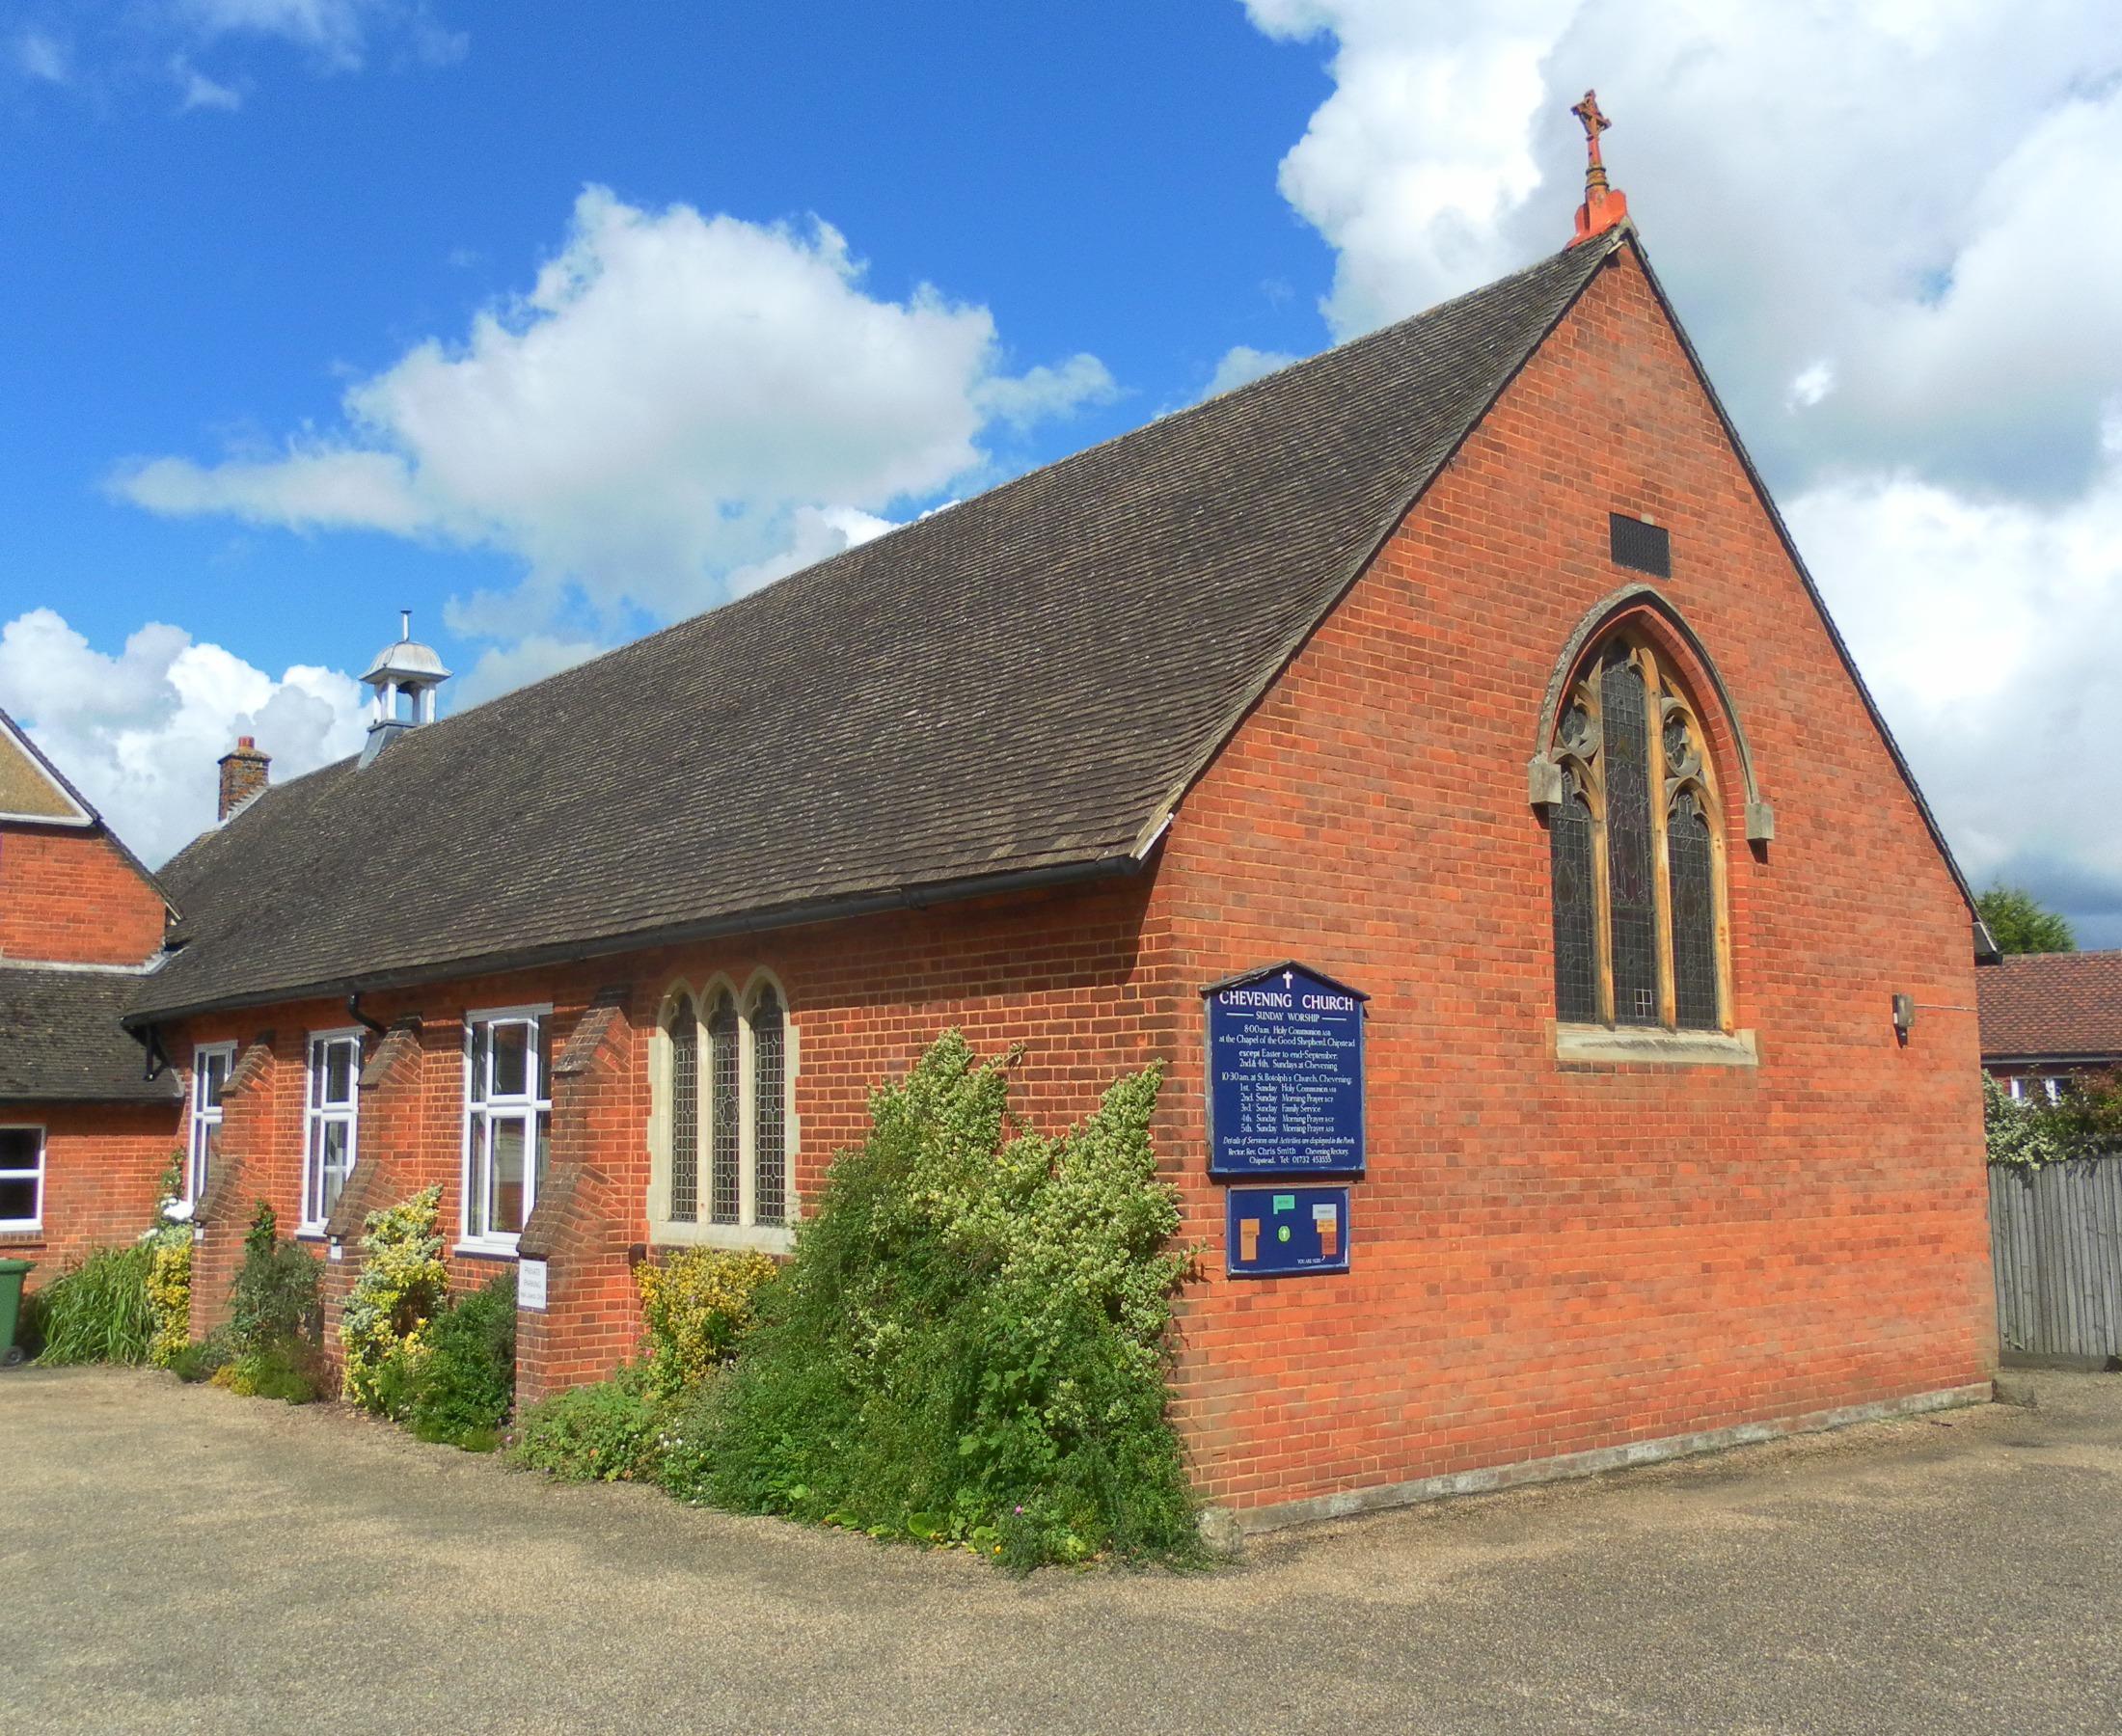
[651,976,796,1250]
[462,1007,551,1251]
[0,1126,44,1232]
[302,1031,364,1232]
[187,1044,236,1204]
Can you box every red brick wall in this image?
[0,825,166,965]
[1147,246,1994,1512]
[0,1101,182,1286]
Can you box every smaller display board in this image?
[1225,1185,1351,1279]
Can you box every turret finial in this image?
[1570,91,1631,244]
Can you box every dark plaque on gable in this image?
[1203,962,1366,1178]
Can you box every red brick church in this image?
[9,129,2000,1528]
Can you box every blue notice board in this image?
[1226,1185,1351,1278]
[1204,961,1367,1177]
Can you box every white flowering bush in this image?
[693,1031,1198,1568]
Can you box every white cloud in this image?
[174,0,462,72]
[116,188,1114,635]
[0,609,367,867]
[172,57,242,110]
[1205,345,1300,398]
[1792,449,2122,936]
[7,1,462,108]
[449,634,605,712]
[16,32,69,83]
[1243,0,2122,936]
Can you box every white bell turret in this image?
[359,610,451,767]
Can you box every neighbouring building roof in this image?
[0,966,182,1103]
[1977,951,2122,1065]
[1,706,95,827]
[0,703,176,910]
[132,235,1629,1021]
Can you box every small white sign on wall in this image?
[328,1242,343,1262]
[517,1258,549,1312]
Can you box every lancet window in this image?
[655,976,794,1241]
[1547,633,1728,1032]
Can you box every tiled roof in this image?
[130,234,1628,1021]
[1977,951,2122,1063]
[0,966,182,1102]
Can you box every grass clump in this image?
[675,1031,1199,1570]
[32,1245,155,1365]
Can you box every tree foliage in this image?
[1977,884,2077,954]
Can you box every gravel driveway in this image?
[4,1365,2118,1734]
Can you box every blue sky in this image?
[6,1,2122,950]
[0,3,1331,673]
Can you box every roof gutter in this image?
[122,845,1159,1030]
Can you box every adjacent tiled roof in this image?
[0,966,182,1102]
[1978,952,2122,1063]
[132,234,1629,1021]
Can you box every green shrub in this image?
[167,1337,231,1384]
[340,1185,449,1411]
[508,1364,667,1481]
[683,1031,1199,1569]
[228,1202,322,1354]
[636,1248,779,1398]
[404,1273,517,1451]
[33,1246,155,1366]
[213,1343,320,1404]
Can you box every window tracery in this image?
[1546,630,1729,1033]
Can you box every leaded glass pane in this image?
[1601,649,1659,1026]
[492,1117,527,1234]
[1550,772,1599,1023]
[752,989,787,1227]
[491,1022,530,1099]
[320,1120,351,1217]
[667,998,699,1223]
[709,993,741,1225]
[324,1039,355,1104]
[1670,789,1719,1030]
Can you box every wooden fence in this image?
[1989,1157,2122,1360]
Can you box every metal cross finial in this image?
[1568,89,1629,243]
[1571,91,1611,172]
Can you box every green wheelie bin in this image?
[0,1258,33,1367]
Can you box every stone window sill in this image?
[1554,1024,1758,1068]
[648,1221,796,1257]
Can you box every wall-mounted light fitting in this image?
[1891,993,1916,1041]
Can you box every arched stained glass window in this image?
[667,996,699,1223]
[1550,767,1599,1024]
[708,990,742,1226]
[751,986,787,1227]
[1668,789,1718,1030]
[1545,629,1728,1034]
[1600,648,1660,1027]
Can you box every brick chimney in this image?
[217,736,270,822]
